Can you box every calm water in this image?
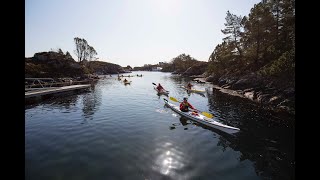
[25,71,295,180]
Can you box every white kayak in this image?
[164,98,240,134]
[181,86,205,94]
[154,87,169,95]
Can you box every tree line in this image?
[161,54,203,73]
[207,0,295,86]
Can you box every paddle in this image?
[169,97,214,119]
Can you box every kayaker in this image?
[124,78,128,82]
[157,83,164,91]
[180,97,197,113]
[186,82,193,89]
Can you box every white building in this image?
[152,67,162,71]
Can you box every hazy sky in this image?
[26,0,261,67]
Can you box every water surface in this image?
[25,71,295,180]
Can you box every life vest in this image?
[181,102,189,109]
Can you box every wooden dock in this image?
[25,84,91,98]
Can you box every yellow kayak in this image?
[181,86,205,93]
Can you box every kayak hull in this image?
[164,99,240,134]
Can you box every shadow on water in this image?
[205,87,295,180]
[25,91,82,110]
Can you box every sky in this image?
[26,0,261,67]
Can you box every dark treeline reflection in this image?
[205,88,294,180]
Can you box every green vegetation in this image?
[161,54,206,74]
[132,54,207,75]
[207,0,295,88]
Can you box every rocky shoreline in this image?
[25,51,129,78]
[194,74,295,116]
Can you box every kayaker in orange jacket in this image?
[180,97,196,112]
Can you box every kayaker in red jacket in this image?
[157,83,164,91]
[180,97,196,112]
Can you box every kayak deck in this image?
[164,98,240,134]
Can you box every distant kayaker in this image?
[180,97,197,113]
[157,83,164,91]
[186,82,193,89]
[124,78,128,82]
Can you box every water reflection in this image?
[179,117,190,126]
[153,142,186,178]
[26,72,294,180]
[167,76,294,179]
[25,93,80,111]
[51,95,79,110]
[169,117,192,130]
[206,88,295,180]
[81,85,102,120]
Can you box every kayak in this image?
[154,87,169,95]
[124,81,131,85]
[181,86,205,94]
[164,98,240,134]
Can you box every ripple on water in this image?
[25,71,294,180]
[152,141,189,179]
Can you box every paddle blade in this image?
[169,97,179,102]
[201,112,213,119]
[152,83,156,86]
